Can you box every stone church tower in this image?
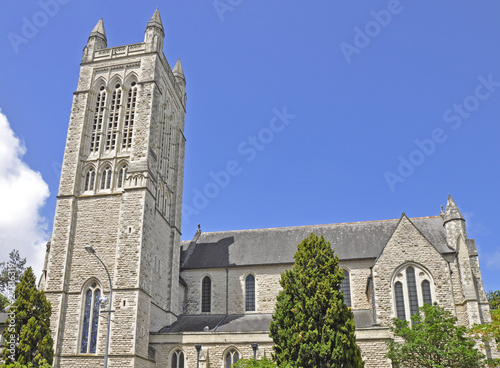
[40,10,186,367]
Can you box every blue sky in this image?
[1,1,499,293]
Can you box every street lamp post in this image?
[85,245,113,368]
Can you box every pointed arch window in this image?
[80,282,101,354]
[117,164,127,189]
[393,264,434,321]
[85,168,96,191]
[394,281,406,320]
[225,349,239,368]
[406,267,419,317]
[340,269,352,308]
[106,84,122,151]
[171,349,185,368]
[100,166,112,190]
[422,280,432,305]
[122,81,137,150]
[245,274,255,312]
[201,276,211,313]
[91,86,106,153]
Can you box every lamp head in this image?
[85,245,95,254]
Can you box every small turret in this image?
[145,9,164,53]
[82,19,107,63]
[173,59,186,98]
[442,195,467,250]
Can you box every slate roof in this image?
[181,216,452,269]
[159,310,374,333]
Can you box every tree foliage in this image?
[0,292,10,312]
[0,250,27,301]
[387,303,486,368]
[0,358,53,368]
[232,357,277,368]
[470,290,500,366]
[487,290,500,311]
[270,233,364,368]
[2,267,53,367]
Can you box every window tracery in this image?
[80,282,101,354]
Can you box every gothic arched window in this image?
[201,276,211,313]
[225,349,239,368]
[122,81,137,150]
[422,280,433,305]
[106,84,122,151]
[171,349,185,368]
[85,168,96,191]
[394,281,406,320]
[80,282,101,354]
[91,86,106,153]
[245,274,255,312]
[101,166,112,190]
[117,164,127,189]
[393,264,434,321]
[340,269,352,308]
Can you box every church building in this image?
[39,11,498,368]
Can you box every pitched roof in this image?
[158,310,374,333]
[181,216,451,269]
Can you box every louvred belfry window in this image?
[122,82,137,149]
[91,86,106,153]
[106,84,122,151]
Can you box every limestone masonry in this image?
[38,10,498,368]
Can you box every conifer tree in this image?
[270,233,364,368]
[2,267,53,367]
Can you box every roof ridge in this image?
[193,216,442,236]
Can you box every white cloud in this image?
[0,109,49,282]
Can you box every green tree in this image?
[2,267,53,367]
[487,290,500,311]
[0,250,27,301]
[232,357,277,368]
[387,303,486,368]
[0,358,53,368]
[270,233,364,368]
[470,290,500,366]
[0,292,10,312]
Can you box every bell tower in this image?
[41,10,186,367]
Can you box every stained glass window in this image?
[225,349,239,368]
[245,274,255,312]
[422,280,432,305]
[171,349,184,368]
[395,281,406,320]
[202,276,211,313]
[340,269,352,307]
[394,265,434,322]
[406,267,419,316]
[80,283,101,354]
